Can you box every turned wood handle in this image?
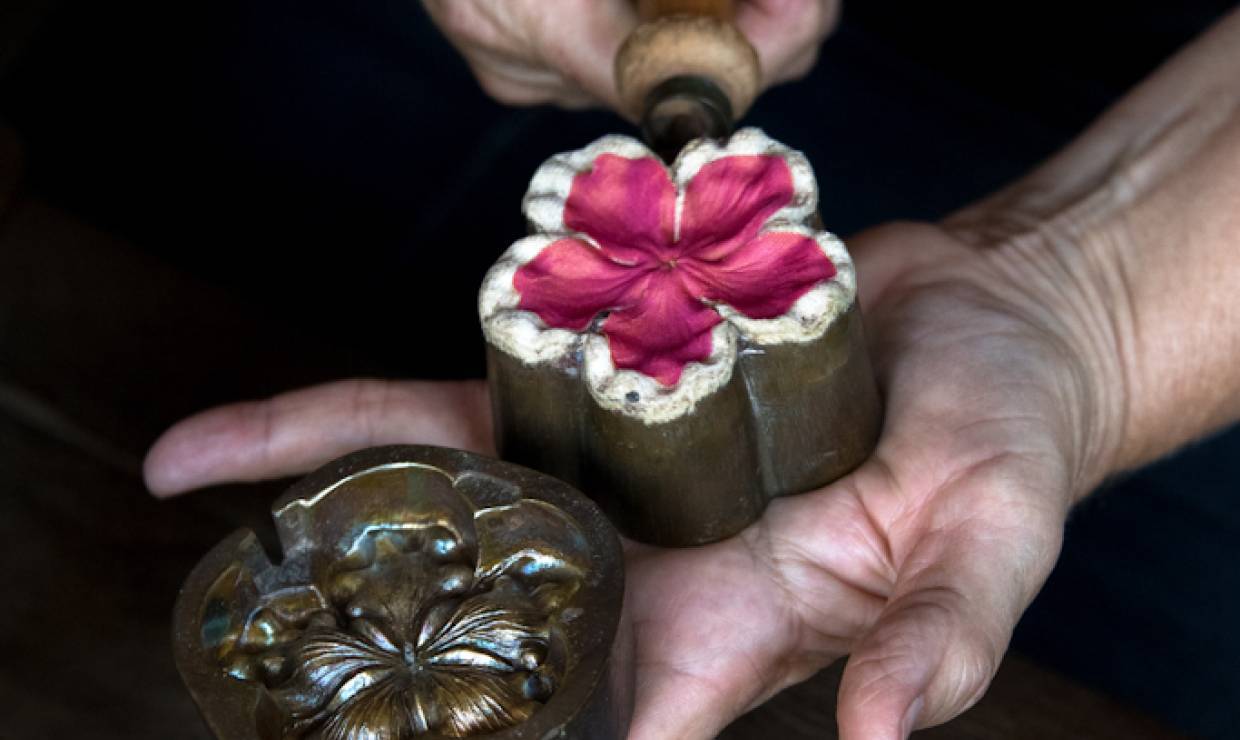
[636,0,736,20]
[616,0,761,122]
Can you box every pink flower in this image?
[512,147,835,387]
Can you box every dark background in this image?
[1,1,1237,737]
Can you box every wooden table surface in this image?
[0,131,1184,739]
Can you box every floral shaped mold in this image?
[174,447,627,739]
[233,530,563,738]
[480,127,856,424]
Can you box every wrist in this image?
[975,220,1134,499]
[944,9,1240,490]
[964,109,1240,492]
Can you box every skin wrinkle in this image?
[752,511,887,636]
[935,456,1070,545]
[629,578,773,724]
[874,309,1064,494]
[986,229,1126,490]
[952,235,1122,493]
[632,663,731,738]
[881,566,1008,701]
[471,60,568,104]
[959,503,1063,614]
[737,649,785,712]
[351,379,377,450]
[1095,221,1140,470]
[241,396,277,488]
[872,272,1010,357]
[784,589,878,670]
[887,448,1066,600]
[852,483,900,587]
[842,595,954,703]
[1036,225,1125,471]
[770,489,900,603]
[869,425,953,534]
[971,374,1077,465]
[1066,229,1135,488]
[847,458,904,581]
[942,413,1063,473]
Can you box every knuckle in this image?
[347,378,391,445]
[817,0,843,36]
[779,48,821,84]
[473,72,553,106]
[428,1,476,37]
[847,644,926,700]
[843,591,1006,728]
[926,635,1001,723]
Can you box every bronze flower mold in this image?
[481,129,882,546]
[174,446,630,739]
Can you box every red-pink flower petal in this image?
[564,154,676,264]
[684,231,835,319]
[679,156,795,260]
[513,148,828,388]
[602,273,721,387]
[515,238,647,331]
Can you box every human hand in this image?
[420,0,839,112]
[145,215,1120,737]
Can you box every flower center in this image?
[659,258,678,271]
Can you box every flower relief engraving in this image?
[480,127,856,423]
[200,464,589,739]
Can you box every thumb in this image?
[836,580,1004,739]
[425,0,636,112]
[837,475,1065,738]
[530,0,636,110]
[735,0,840,87]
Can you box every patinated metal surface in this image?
[490,301,880,546]
[173,446,630,740]
[481,129,882,547]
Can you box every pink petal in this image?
[564,154,676,264]
[679,155,796,260]
[515,238,646,330]
[603,272,721,387]
[685,231,835,319]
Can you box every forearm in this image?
[1111,110,1240,470]
[949,8,1240,486]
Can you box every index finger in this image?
[143,379,491,497]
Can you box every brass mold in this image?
[490,302,880,546]
[173,446,630,739]
[480,129,882,547]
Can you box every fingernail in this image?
[900,696,924,737]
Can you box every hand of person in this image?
[419,0,839,112]
[145,215,1119,737]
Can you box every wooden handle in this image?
[616,0,760,122]
[637,0,735,20]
